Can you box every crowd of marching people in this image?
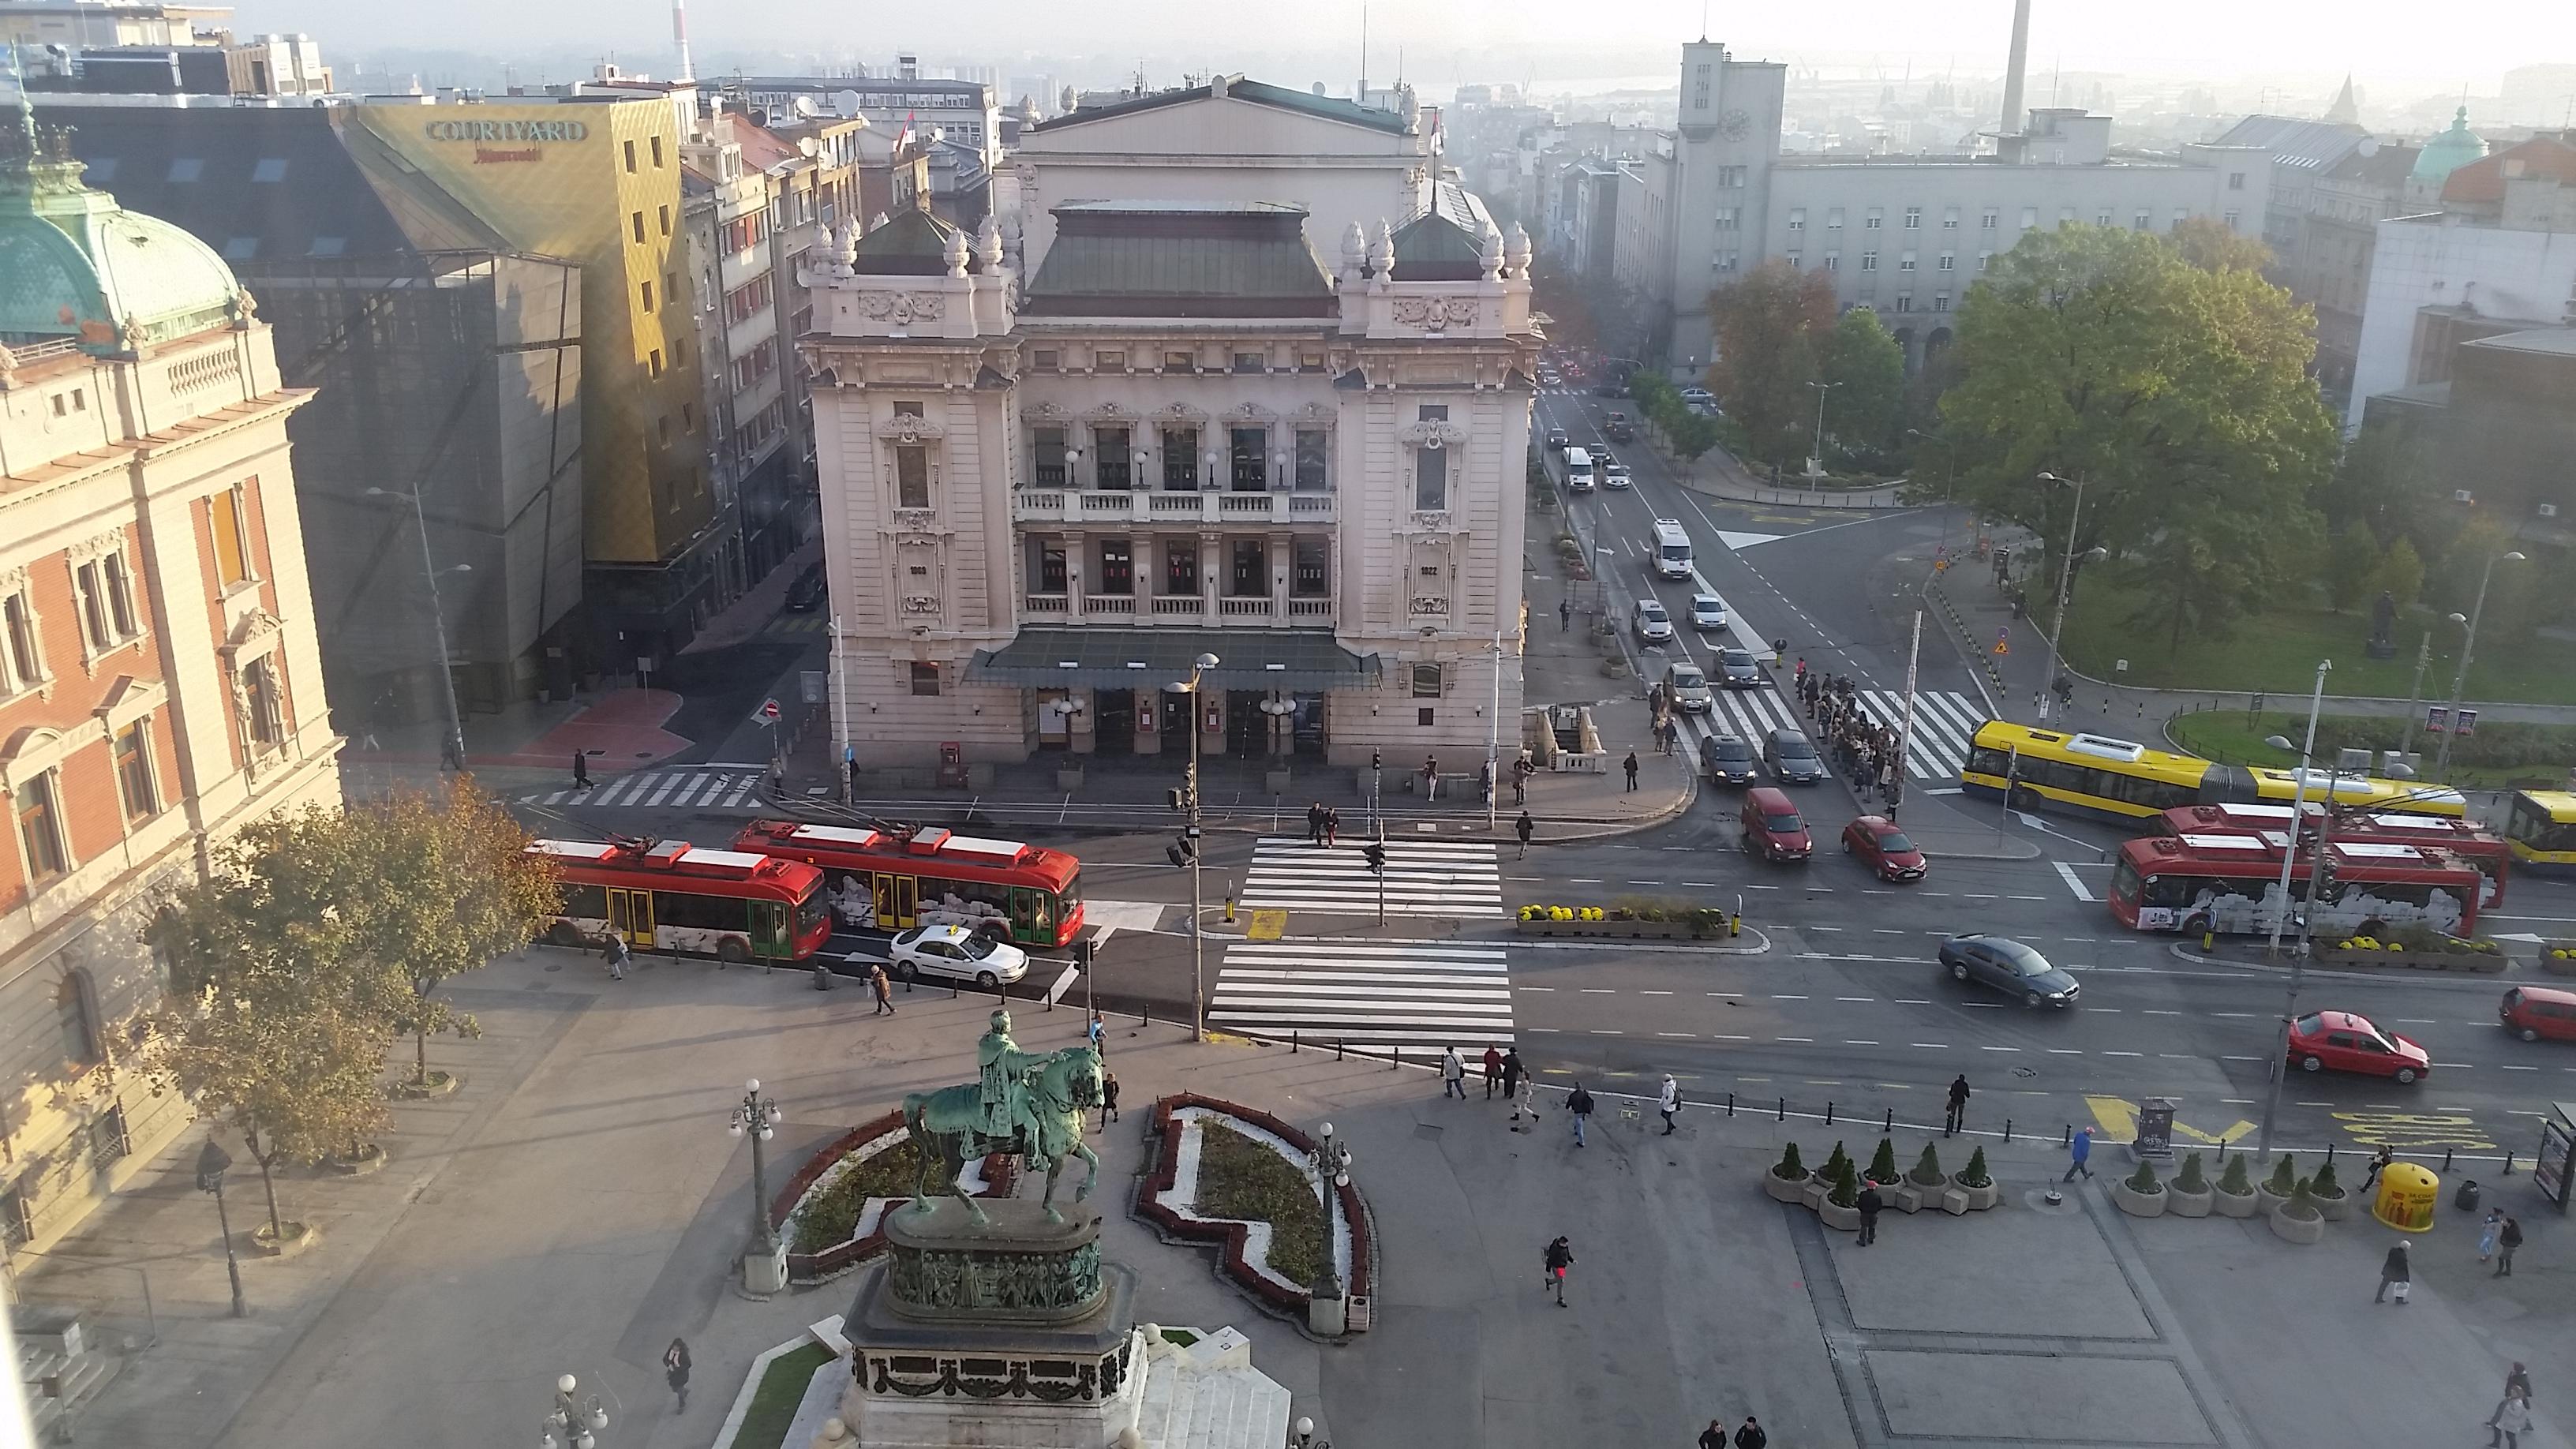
[1794,661,1904,811]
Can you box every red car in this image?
[2286,1010,2432,1084]
[1841,816,1926,882]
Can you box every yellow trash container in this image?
[2373,1162,2439,1232]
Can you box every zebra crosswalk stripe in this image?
[520,770,760,810]
[1211,940,1514,1046]
[1242,837,1502,919]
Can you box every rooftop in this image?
[1030,76,1410,138]
[2443,134,2576,204]
[1021,203,1333,319]
[2463,327,2576,358]
[2210,114,2368,173]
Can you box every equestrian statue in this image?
[900,1009,1103,1224]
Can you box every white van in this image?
[1652,519,1694,579]
[1564,445,1595,491]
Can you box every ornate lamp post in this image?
[541,1374,610,1449]
[731,1079,784,1293]
[1309,1122,1354,1188]
[1292,1416,1334,1448]
[193,1138,247,1319]
[2031,471,2103,705]
[1171,653,1220,1041]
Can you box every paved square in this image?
[1829,1198,2155,1339]
[1867,1350,2215,1443]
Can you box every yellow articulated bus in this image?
[2503,791,2576,876]
[1962,721,2466,825]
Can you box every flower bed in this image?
[1516,904,1732,939]
[1134,1093,1375,1326]
[2316,929,2507,974]
[772,1110,1017,1285]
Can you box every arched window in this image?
[57,968,101,1069]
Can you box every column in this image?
[1268,529,1291,630]
[1199,530,1221,618]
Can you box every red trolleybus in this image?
[2107,832,2484,938]
[530,838,831,963]
[2151,803,2511,908]
[732,820,1085,949]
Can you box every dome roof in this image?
[0,112,245,353]
[2412,106,2487,184]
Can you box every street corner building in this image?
[800,75,1541,766]
[0,114,341,1265]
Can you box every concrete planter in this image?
[1515,918,1705,940]
[390,1070,459,1099]
[322,1143,388,1177]
[2212,1188,2260,1219]
[1938,1186,1971,1215]
[2110,1180,2168,1218]
[2268,1206,2326,1245]
[1800,1179,1830,1212]
[1949,1176,2001,1211]
[1763,1170,1808,1204]
[2167,1184,2215,1219]
[252,1221,316,1258]
[1893,1185,1928,1214]
[2313,946,2503,974]
[1817,1199,1862,1232]
[2312,1189,2352,1222]
[2254,1184,2290,1216]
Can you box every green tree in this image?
[2325,526,2383,613]
[2375,535,2425,609]
[2170,215,2273,274]
[1941,224,2338,638]
[1668,411,1723,464]
[2436,519,2540,648]
[1705,261,1835,468]
[1819,308,1906,462]
[2321,417,2439,556]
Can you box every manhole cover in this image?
[1413,1122,1445,1141]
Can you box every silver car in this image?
[1632,597,1675,644]
[1690,594,1729,631]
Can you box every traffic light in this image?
[1167,787,1186,811]
[1370,749,1382,772]
[1362,841,1387,874]
[1073,938,1095,973]
[1167,835,1196,868]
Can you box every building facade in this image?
[2298,140,2422,410]
[734,67,1001,171]
[681,115,787,601]
[0,117,341,1266]
[799,117,1538,768]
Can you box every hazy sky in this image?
[283,0,2570,99]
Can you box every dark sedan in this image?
[1765,730,1828,784]
[1716,647,1763,688]
[1938,934,2080,1008]
[784,562,827,612]
[1700,733,1758,785]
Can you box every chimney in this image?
[1998,0,2031,137]
[669,0,694,82]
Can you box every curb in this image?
[2159,942,2526,990]
[1924,579,2010,699]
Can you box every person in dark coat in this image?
[1699,1421,1728,1449]
[573,750,591,790]
[1856,1183,1884,1246]
[664,1338,692,1411]
[2377,1240,2411,1303]
[1099,1071,1120,1127]
[1945,1074,1971,1136]
[1542,1236,1574,1306]
[1500,1048,1525,1114]
[2496,1217,2523,1276]
[1733,1417,1767,1449]
[1623,751,1641,791]
[1482,1043,1503,1099]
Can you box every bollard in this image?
[1336,1039,1344,1061]
[1883,1106,1893,1135]
[2443,1147,2454,1171]
[1729,911,1741,938]
[1777,1097,1786,1122]
[1727,1091,1735,1118]
[1826,1102,1836,1126]
[2005,1118,2014,1144]
[2062,1124,2072,1148]
[1292,1031,1300,1053]
[1391,1046,1401,1072]
[2503,1152,2515,1177]
[2324,1144,2335,1168]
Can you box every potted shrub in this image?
[1805,1141,1851,1211]
[2168,1152,2214,1219]
[2269,1178,2327,1245]
[2111,1159,2168,1218]
[1818,1155,1863,1231]
[2256,1155,2296,1216]
[1896,1142,1943,1212]
[1949,1146,2001,1213]
[1765,1142,1809,1204]
[2308,1160,2350,1222]
[2212,1152,2259,1219]
[1865,1138,1901,1188]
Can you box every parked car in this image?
[1690,594,1730,632]
[1938,935,2080,1008]
[1603,412,1634,442]
[884,924,1030,989]
[1632,597,1675,643]
[1841,815,1926,882]
[1664,662,1713,713]
[2286,1009,2430,1083]
[1679,387,1716,407]
[2501,985,2576,1043]
[1765,729,1828,784]
[1700,733,1758,785]
[784,562,827,612]
[1739,786,1811,862]
[1715,647,1762,688]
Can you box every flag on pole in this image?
[895,111,917,150]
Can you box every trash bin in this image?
[814,963,833,991]
[2373,1163,2439,1232]
[2455,1178,2482,1211]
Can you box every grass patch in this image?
[1159,1327,1200,1346]
[2056,574,2576,706]
[1193,1121,1330,1286]
[732,1342,834,1449]
[789,1139,956,1254]
[2168,710,2576,790]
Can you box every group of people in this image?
[1797,664,1904,809]
[1302,800,1344,847]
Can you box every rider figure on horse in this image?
[975,1009,1052,1153]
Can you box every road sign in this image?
[799,671,827,705]
[2425,706,2451,734]
[1993,627,2010,657]
[752,697,782,726]
[2455,707,2479,737]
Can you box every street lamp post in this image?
[2261,661,2331,961]
[2252,661,2330,1162]
[1806,380,1842,477]
[1173,653,1221,1042]
[365,485,470,773]
[2031,472,2097,702]
[1485,630,1507,830]
[193,1138,247,1320]
[541,1374,611,1449]
[2433,551,2525,777]
[729,1079,784,1292]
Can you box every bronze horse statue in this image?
[900,1044,1103,1224]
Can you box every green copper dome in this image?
[0,111,244,354]
[2412,107,2487,185]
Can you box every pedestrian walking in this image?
[572,749,592,790]
[2364,1144,2394,1191]
[1567,1081,1594,1147]
[1856,1182,1884,1245]
[2061,1125,2095,1181]
[2376,1239,2411,1304]
[1945,1074,1971,1137]
[1442,1046,1467,1099]
[2480,1207,2503,1262]
[2496,1216,2523,1276]
[1099,1071,1121,1126]
[1559,597,1572,631]
[1542,1236,1574,1306]
[664,1338,692,1412]
[1501,1047,1524,1106]
[1088,1009,1106,1054]
[1307,801,1325,846]
[1423,754,1441,802]
[604,934,631,981]
[1658,1074,1682,1135]
[1516,811,1535,859]
[2492,1390,2532,1449]
[1483,1043,1503,1099]
[1700,1421,1728,1449]
[1517,1074,1537,1129]
[870,964,895,1015]
[1512,755,1533,806]
[1623,751,1641,792]
[2505,1361,2534,1404]
[1733,1417,1766,1449]
[1324,807,1341,848]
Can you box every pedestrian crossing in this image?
[519,769,762,811]
[1679,687,1988,782]
[1240,837,1503,919]
[1211,939,1514,1048]
[765,614,829,636]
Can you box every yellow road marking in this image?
[1245,909,1288,942]
[2085,1096,2256,1148]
